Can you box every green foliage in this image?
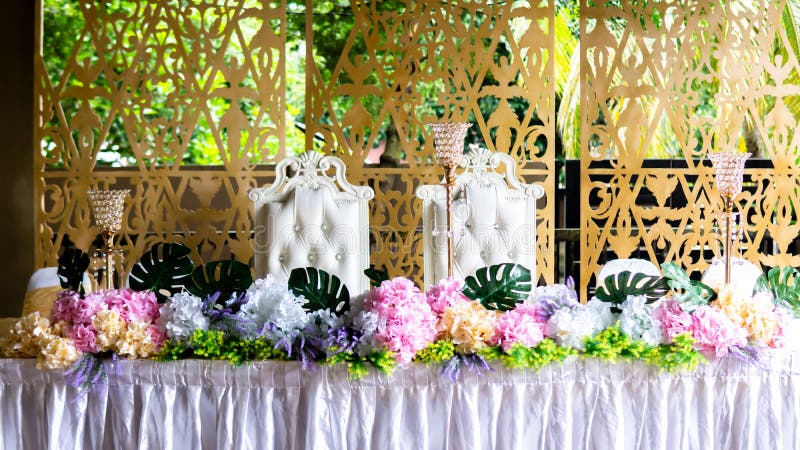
[129,242,194,303]
[326,347,397,379]
[288,267,350,316]
[413,340,458,365]
[364,265,390,288]
[755,267,800,317]
[594,271,668,313]
[163,329,289,365]
[462,263,533,311]
[582,326,704,372]
[57,247,89,294]
[186,260,253,300]
[490,339,576,370]
[660,262,716,312]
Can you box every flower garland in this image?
[3,264,800,390]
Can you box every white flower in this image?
[619,295,664,346]
[586,298,617,330]
[157,291,209,340]
[546,306,596,350]
[239,275,308,340]
[306,309,344,338]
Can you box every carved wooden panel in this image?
[35,0,556,286]
[580,0,800,298]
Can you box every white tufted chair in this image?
[415,145,544,288]
[249,151,375,295]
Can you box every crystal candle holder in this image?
[709,151,750,199]
[428,122,471,278]
[708,151,749,286]
[88,189,130,290]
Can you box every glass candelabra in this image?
[708,151,750,286]
[88,189,130,290]
[428,122,471,278]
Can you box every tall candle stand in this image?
[428,122,471,278]
[88,189,130,290]
[708,151,750,286]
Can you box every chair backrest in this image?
[249,151,374,295]
[415,145,544,288]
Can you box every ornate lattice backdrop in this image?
[34,0,800,297]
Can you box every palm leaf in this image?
[186,260,253,300]
[660,262,716,312]
[288,267,349,316]
[462,263,532,311]
[755,267,800,317]
[57,247,90,294]
[364,264,390,288]
[129,242,194,302]
[595,270,668,312]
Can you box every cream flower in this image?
[438,301,498,353]
[3,312,56,358]
[117,320,157,358]
[38,336,81,370]
[92,309,127,352]
[715,287,781,345]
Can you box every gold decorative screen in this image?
[579,0,800,298]
[34,0,800,297]
[34,0,556,286]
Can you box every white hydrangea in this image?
[306,309,345,338]
[546,305,597,350]
[157,291,209,340]
[586,298,617,331]
[619,295,664,346]
[546,298,618,350]
[238,275,309,340]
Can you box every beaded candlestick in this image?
[88,189,130,290]
[709,152,750,286]
[428,122,471,278]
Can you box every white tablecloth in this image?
[1,354,799,450]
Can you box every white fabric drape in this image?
[1,353,799,450]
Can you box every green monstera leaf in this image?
[129,242,194,302]
[57,247,90,294]
[186,260,253,300]
[755,267,800,317]
[364,264,390,288]
[595,270,668,313]
[288,267,350,316]
[661,262,716,313]
[462,263,533,311]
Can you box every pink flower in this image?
[690,305,747,358]
[365,277,438,363]
[123,289,160,322]
[69,323,99,353]
[426,277,469,316]
[147,325,166,350]
[652,299,692,343]
[491,304,545,352]
[50,290,81,323]
[73,292,107,326]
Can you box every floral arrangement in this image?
[2,242,800,393]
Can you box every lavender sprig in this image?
[64,353,109,400]
[441,353,494,382]
[730,345,768,370]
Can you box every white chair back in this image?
[249,151,374,294]
[416,145,544,288]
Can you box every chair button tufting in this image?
[278,254,286,262]
[508,252,514,258]
[494,223,500,230]
[335,253,342,260]
[308,254,315,262]
[320,223,328,231]
[293,225,300,232]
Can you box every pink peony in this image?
[69,323,99,353]
[690,305,747,358]
[491,304,545,352]
[652,299,692,343]
[426,277,469,316]
[365,277,438,363]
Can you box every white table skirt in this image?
[1,354,800,450]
